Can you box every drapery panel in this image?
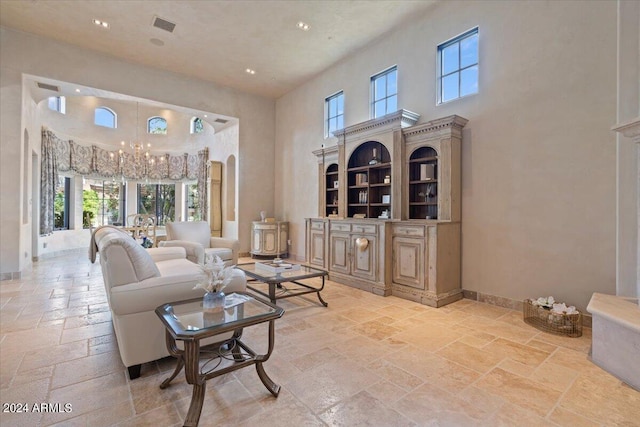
[40,129,59,235]
[197,148,209,220]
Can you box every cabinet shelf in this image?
[410,201,438,206]
[370,183,391,188]
[409,179,438,184]
[348,185,369,189]
[409,156,438,163]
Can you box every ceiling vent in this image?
[36,82,59,92]
[152,16,176,33]
[214,118,229,124]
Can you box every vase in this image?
[203,291,225,314]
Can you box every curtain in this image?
[197,148,209,220]
[40,129,58,235]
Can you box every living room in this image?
[1,1,639,426]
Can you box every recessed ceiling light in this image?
[296,21,310,31]
[149,38,165,47]
[92,19,110,29]
[245,68,256,75]
[203,114,208,118]
[75,88,81,93]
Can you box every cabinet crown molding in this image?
[333,109,420,140]
[402,115,469,140]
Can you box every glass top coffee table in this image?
[236,263,328,307]
[155,292,284,427]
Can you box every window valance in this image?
[46,128,205,181]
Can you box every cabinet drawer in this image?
[351,224,376,234]
[393,225,424,237]
[310,220,325,230]
[254,223,277,230]
[330,223,351,232]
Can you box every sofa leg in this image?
[127,364,142,380]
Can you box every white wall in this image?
[0,26,275,276]
[275,0,618,310]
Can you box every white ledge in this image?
[587,292,640,332]
[612,117,640,142]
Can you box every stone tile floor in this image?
[1,252,638,426]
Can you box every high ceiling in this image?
[0,0,438,99]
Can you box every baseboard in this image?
[0,271,22,281]
[463,289,592,328]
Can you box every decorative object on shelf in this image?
[382,194,391,204]
[524,297,582,337]
[378,209,390,219]
[355,237,369,251]
[369,148,379,165]
[359,191,368,204]
[355,173,368,185]
[194,254,234,313]
[384,175,391,184]
[353,213,366,219]
[334,181,339,188]
[260,210,267,222]
[420,164,435,181]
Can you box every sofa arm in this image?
[147,247,186,263]
[159,240,205,264]
[210,237,240,265]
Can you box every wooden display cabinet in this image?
[308,112,467,307]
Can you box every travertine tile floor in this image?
[1,252,639,426]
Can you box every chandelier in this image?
[119,102,151,161]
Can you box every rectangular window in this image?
[325,91,344,137]
[185,183,200,221]
[437,27,478,104]
[137,183,175,225]
[371,66,397,118]
[83,179,126,228]
[54,176,70,230]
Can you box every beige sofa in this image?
[90,226,246,379]
[160,221,239,265]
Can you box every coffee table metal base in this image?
[247,277,328,307]
[160,324,279,427]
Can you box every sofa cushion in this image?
[109,260,207,316]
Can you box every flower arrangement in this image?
[530,296,579,315]
[193,254,234,294]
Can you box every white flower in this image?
[551,303,578,315]
[193,254,235,293]
[532,296,555,308]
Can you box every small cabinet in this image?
[392,235,425,289]
[250,221,289,257]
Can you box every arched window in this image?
[148,116,167,134]
[48,96,66,114]
[94,107,117,128]
[190,117,203,134]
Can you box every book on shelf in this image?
[255,262,301,274]
[355,173,368,185]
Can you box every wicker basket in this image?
[523,299,582,337]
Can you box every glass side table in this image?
[155,292,284,427]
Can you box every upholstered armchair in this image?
[160,221,239,265]
[90,226,246,379]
